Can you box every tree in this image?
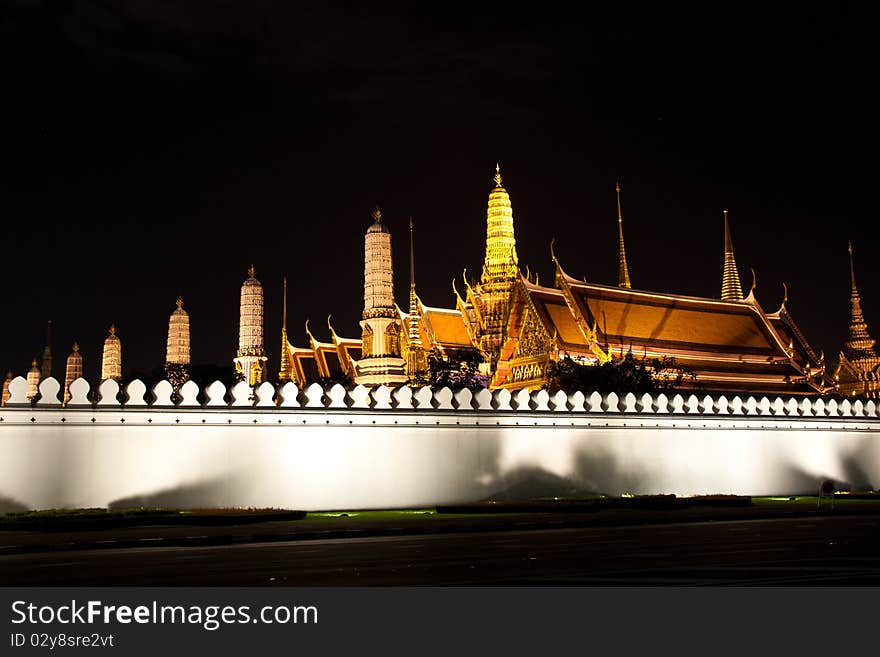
[426,348,488,391]
[543,351,695,394]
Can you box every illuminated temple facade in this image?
[277,165,834,396]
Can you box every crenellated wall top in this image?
[1,375,878,419]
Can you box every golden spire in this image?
[109,324,116,336]
[248,264,256,278]
[721,209,744,301]
[843,241,877,358]
[41,319,53,380]
[72,341,79,352]
[481,162,518,284]
[278,275,291,383]
[616,181,631,289]
[176,296,184,309]
[372,205,382,222]
[406,217,427,381]
[409,217,416,291]
[282,276,288,332]
[849,241,858,294]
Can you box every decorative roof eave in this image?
[452,279,479,348]
[551,253,608,361]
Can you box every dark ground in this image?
[2,505,879,585]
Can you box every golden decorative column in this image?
[26,359,41,400]
[40,320,53,380]
[721,209,744,301]
[165,297,191,390]
[354,206,407,386]
[101,325,122,381]
[63,342,83,405]
[1,371,12,406]
[234,265,268,386]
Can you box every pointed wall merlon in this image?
[2,377,878,418]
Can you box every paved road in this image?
[2,514,879,585]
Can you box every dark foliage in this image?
[426,348,488,391]
[543,352,695,394]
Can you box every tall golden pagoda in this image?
[616,182,631,289]
[101,325,122,381]
[63,342,82,405]
[835,242,880,397]
[461,164,520,368]
[721,210,744,301]
[234,265,267,386]
[354,206,407,386]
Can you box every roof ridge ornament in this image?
[616,181,631,289]
[494,162,502,187]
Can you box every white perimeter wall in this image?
[2,403,879,511]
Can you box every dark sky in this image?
[2,1,878,382]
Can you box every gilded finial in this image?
[248,264,256,278]
[494,162,502,187]
[109,324,116,336]
[72,342,79,352]
[281,276,288,332]
[616,181,631,288]
[848,240,858,292]
[31,358,38,367]
[371,206,382,222]
[176,296,183,309]
[409,216,416,289]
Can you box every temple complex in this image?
[4,164,871,400]
[234,266,267,386]
[279,165,834,395]
[835,242,880,397]
[63,342,82,405]
[101,325,122,381]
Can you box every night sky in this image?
[2,1,878,383]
